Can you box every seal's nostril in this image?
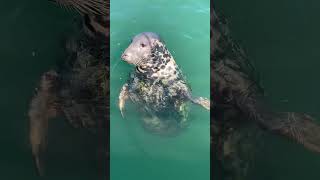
[121,54,127,59]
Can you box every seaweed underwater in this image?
[211,7,320,179]
[28,0,109,176]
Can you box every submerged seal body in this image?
[119,32,210,135]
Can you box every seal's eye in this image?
[140,43,146,48]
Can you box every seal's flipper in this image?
[261,112,320,153]
[119,83,129,118]
[191,97,210,110]
[29,106,47,177]
[29,71,60,176]
[33,147,46,176]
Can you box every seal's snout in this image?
[121,53,129,61]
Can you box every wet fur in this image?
[127,39,190,134]
[133,40,181,84]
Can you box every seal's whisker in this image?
[111,58,122,71]
[53,0,107,16]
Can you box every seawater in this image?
[110,0,210,180]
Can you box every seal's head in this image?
[121,32,161,66]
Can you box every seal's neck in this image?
[135,40,181,82]
[137,40,173,69]
[151,40,172,59]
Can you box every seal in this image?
[28,0,108,175]
[212,8,320,179]
[119,32,210,135]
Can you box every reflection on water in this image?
[110,0,210,180]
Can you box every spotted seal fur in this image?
[119,32,210,135]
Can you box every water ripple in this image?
[182,33,193,40]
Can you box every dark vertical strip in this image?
[106,0,110,179]
[210,1,214,180]
[105,0,110,179]
[97,0,110,179]
[211,2,225,179]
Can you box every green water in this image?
[0,0,102,179]
[216,0,320,179]
[110,0,210,180]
